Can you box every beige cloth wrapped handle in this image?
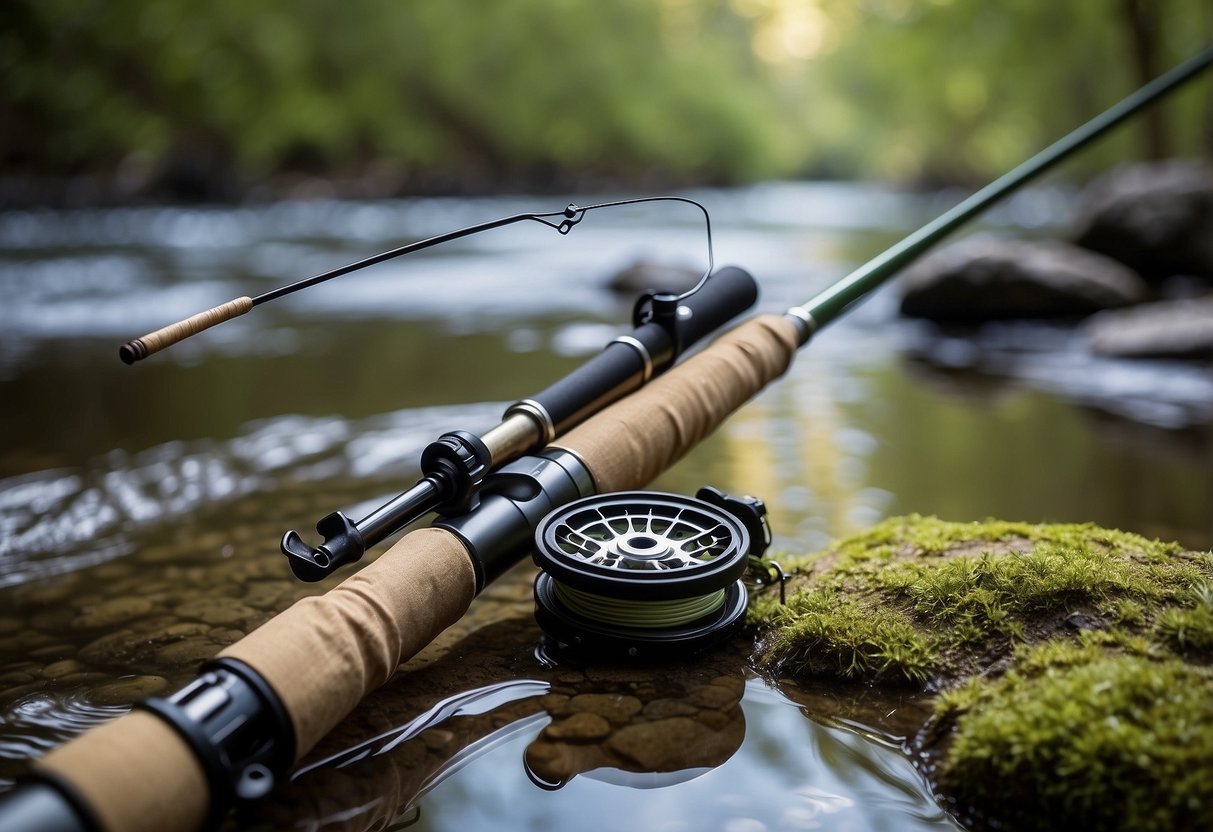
[552,314,800,492]
[35,527,476,832]
[119,296,253,364]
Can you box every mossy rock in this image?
[748,515,1213,831]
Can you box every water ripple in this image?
[0,402,503,587]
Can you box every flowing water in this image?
[0,184,1209,830]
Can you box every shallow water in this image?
[0,184,1209,828]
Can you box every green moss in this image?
[938,644,1213,832]
[1153,583,1213,656]
[755,588,936,685]
[751,515,1212,687]
[749,515,1213,832]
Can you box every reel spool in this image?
[532,488,769,661]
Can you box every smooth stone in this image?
[1085,296,1213,359]
[29,644,75,660]
[899,235,1148,321]
[687,683,741,710]
[241,582,292,611]
[605,717,718,770]
[86,675,169,706]
[641,699,699,720]
[568,693,643,724]
[1073,159,1213,282]
[0,617,22,636]
[539,693,572,717]
[78,629,139,664]
[421,729,455,751]
[29,608,75,631]
[0,670,35,686]
[173,598,256,627]
[544,712,612,742]
[161,623,212,638]
[154,638,219,666]
[208,628,245,645]
[73,597,155,629]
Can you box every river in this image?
[0,183,1208,830]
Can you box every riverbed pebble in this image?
[544,712,611,741]
[86,675,169,706]
[73,597,155,629]
[173,598,256,626]
[568,693,642,724]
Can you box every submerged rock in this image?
[1073,159,1213,283]
[899,236,1147,321]
[749,515,1213,831]
[1085,296,1213,359]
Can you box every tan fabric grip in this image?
[552,314,800,492]
[34,527,475,831]
[219,526,477,757]
[119,296,253,364]
[35,710,210,832]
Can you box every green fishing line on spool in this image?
[552,582,727,628]
[532,491,755,659]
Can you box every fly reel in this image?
[532,487,771,661]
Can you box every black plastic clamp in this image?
[138,658,294,828]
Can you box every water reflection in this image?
[234,620,955,832]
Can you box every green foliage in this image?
[938,646,1213,832]
[2,1,1208,190]
[0,0,801,185]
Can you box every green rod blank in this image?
[797,43,1213,333]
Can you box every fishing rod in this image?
[2,43,1209,832]
[118,196,760,582]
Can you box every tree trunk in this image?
[1121,0,1168,159]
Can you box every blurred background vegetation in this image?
[1,0,1210,204]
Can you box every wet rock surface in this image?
[1073,159,1213,283]
[899,235,1147,322]
[1085,296,1213,359]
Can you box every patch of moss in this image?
[936,642,1213,832]
[750,515,1213,831]
[751,515,1211,687]
[754,588,936,685]
[1153,583,1213,656]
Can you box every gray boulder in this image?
[1073,159,1213,283]
[899,235,1149,322]
[1085,296,1213,359]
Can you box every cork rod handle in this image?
[119,296,253,364]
